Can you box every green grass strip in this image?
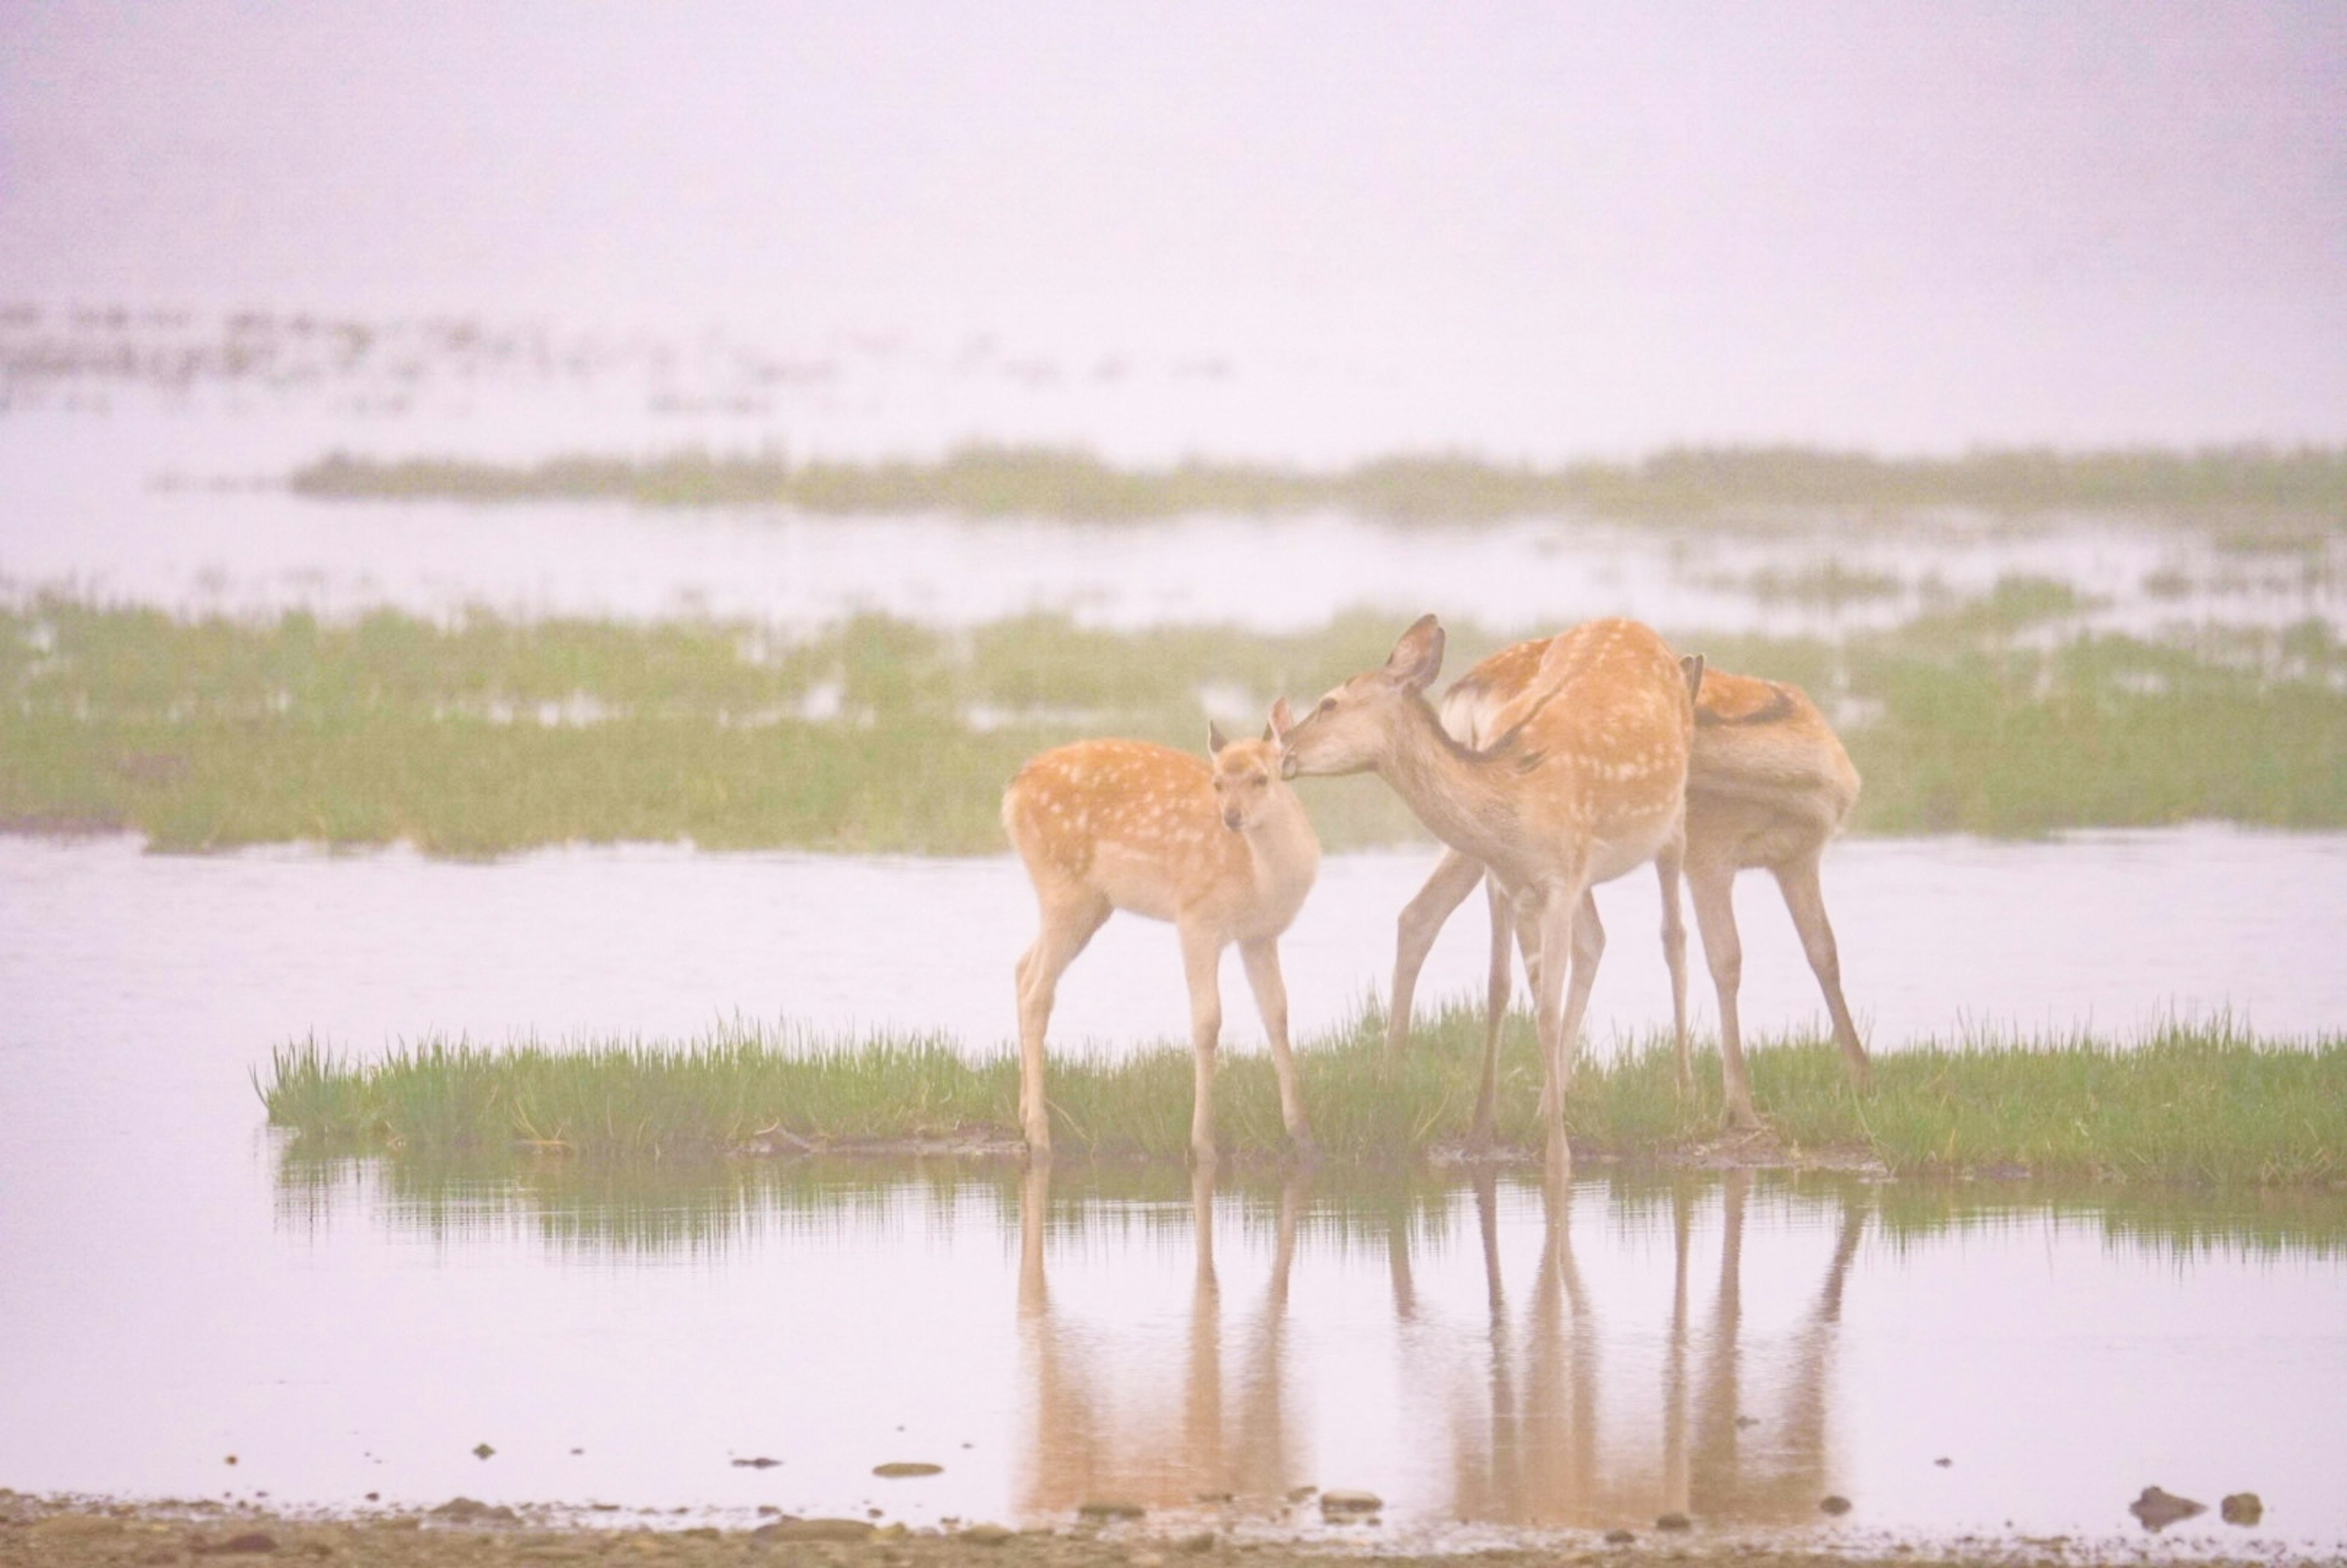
[289,442,2347,519]
[260,1008,2347,1188]
[9,597,2346,853]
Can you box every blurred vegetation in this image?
[290,442,2347,521]
[260,1006,2347,1188]
[5,592,2345,854]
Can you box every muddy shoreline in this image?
[0,1493,2315,1568]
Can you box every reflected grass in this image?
[272,1145,2347,1268]
[8,596,2346,852]
[262,1008,2347,1188]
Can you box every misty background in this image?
[4,1,2343,462]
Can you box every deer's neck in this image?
[1379,695,1529,870]
[1243,788,1321,908]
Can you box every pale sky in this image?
[3,2,2343,452]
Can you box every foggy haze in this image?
[4,2,2343,457]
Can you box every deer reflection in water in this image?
[1015,1165,1309,1520]
[1012,1170,1866,1532]
[1387,1171,1868,1531]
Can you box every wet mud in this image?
[0,1494,2322,1568]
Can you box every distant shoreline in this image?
[286,443,2347,521]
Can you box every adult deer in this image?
[1003,708,1317,1167]
[1279,615,1694,1167]
[1385,638,1871,1130]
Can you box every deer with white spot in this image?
[1383,640,1871,1131]
[1279,615,1694,1168]
[1003,706,1318,1167]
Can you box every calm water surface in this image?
[2,830,2345,1551]
[5,409,2341,637]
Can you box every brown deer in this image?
[1279,615,1694,1167]
[1003,709,1318,1167]
[1384,637,1871,1130]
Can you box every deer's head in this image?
[1278,614,1445,779]
[1208,700,1298,832]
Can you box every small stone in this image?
[1819,1496,1852,1516]
[1284,1487,1317,1504]
[1934,1457,1952,1468]
[1319,1491,1382,1517]
[873,1462,942,1479]
[1604,1528,1636,1545]
[204,1533,279,1555]
[752,1519,875,1544]
[958,1525,1015,1547]
[2220,1492,2263,1526]
[2129,1487,2206,1531]
[471,1443,496,1460]
[1655,1512,1692,1531]
[732,1457,782,1470]
[429,1499,520,1525]
[1078,1500,1145,1522]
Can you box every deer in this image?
[1383,637,1871,1132]
[1002,706,1318,1168]
[1278,615,1694,1168]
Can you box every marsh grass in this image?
[8,596,2345,852]
[262,1006,2347,1188]
[291,443,2347,520]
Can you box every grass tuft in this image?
[261,1007,2347,1188]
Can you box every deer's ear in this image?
[1385,614,1446,692]
[1208,720,1230,755]
[1267,695,1295,742]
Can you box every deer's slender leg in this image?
[1533,884,1586,1171]
[1772,851,1871,1091]
[1241,936,1317,1159]
[1178,920,1226,1168]
[1389,848,1485,1061]
[1656,833,1692,1098]
[1532,892,1604,1129]
[1015,890,1112,1157]
[1469,874,1518,1151]
[1687,860,1760,1129]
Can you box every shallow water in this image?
[4,406,2341,640]
[2,829,2345,1547]
[7,1150,2346,1553]
[4,829,2341,1081]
